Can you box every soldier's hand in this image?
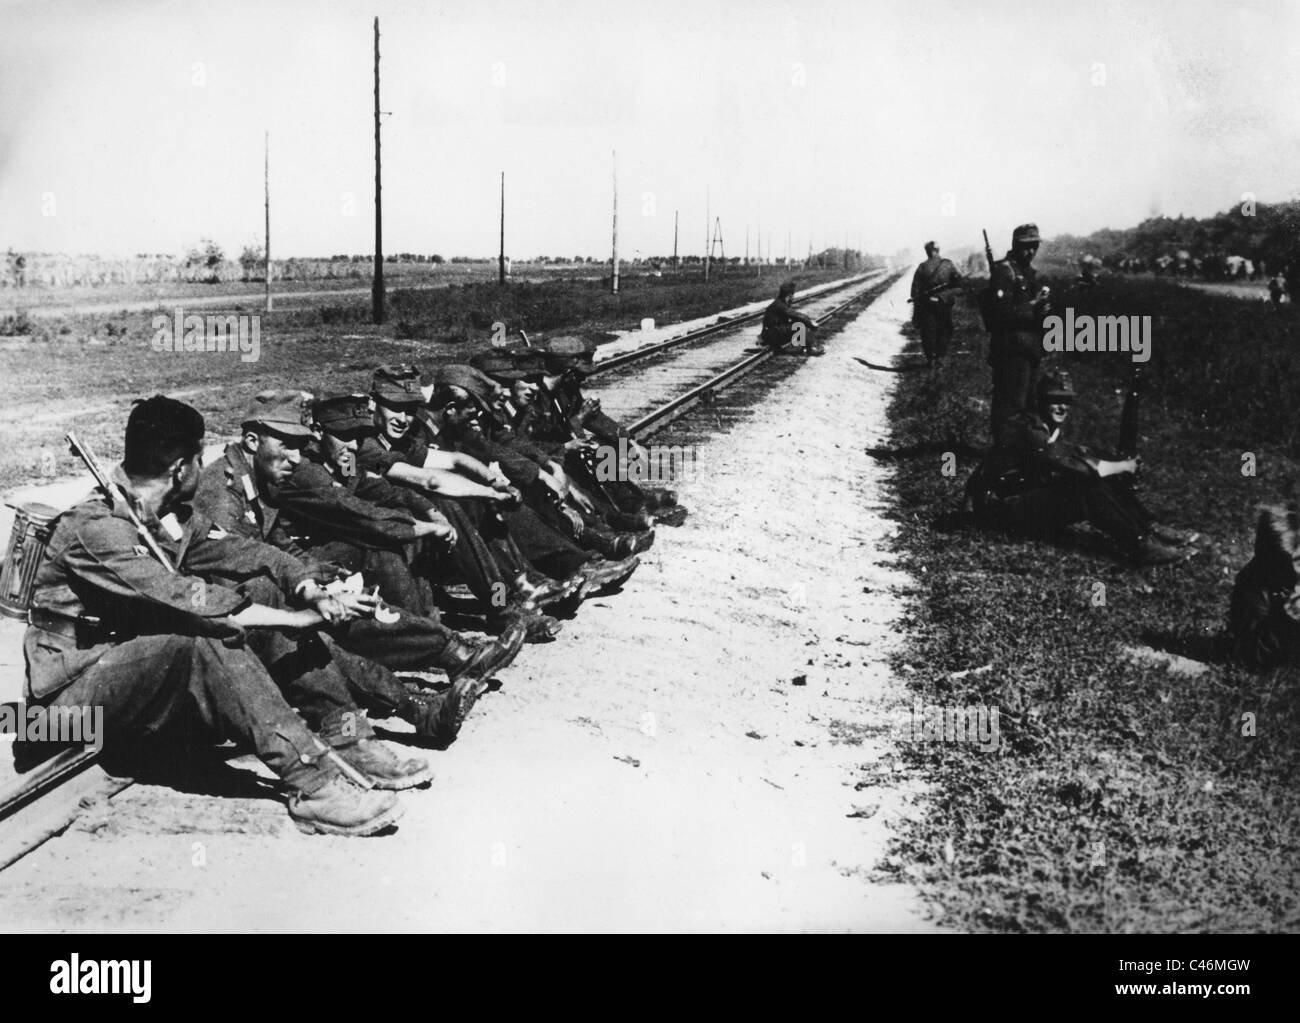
[313,596,354,624]
[333,591,380,620]
[414,518,458,547]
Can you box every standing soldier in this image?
[986,223,1052,434]
[1268,271,1287,309]
[760,281,821,355]
[910,241,963,365]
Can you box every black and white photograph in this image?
[0,0,1294,970]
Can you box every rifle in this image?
[906,278,962,304]
[983,229,995,274]
[1116,365,1143,487]
[64,433,375,791]
[67,431,175,571]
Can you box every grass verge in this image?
[877,275,1300,932]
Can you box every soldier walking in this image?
[910,241,963,364]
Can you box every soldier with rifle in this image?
[909,241,963,365]
[965,372,1195,567]
[982,224,1052,434]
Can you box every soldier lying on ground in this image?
[193,390,527,744]
[24,395,406,836]
[760,281,822,356]
[1228,504,1300,669]
[966,372,1196,568]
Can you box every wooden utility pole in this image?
[610,150,619,294]
[703,188,711,282]
[744,225,749,266]
[672,210,679,272]
[499,171,506,285]
[264,131,271,312]
[756,226,762,279]
[371,16,385,324]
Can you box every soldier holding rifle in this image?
[909,241,963,365]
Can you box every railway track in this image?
[0,268,900,870]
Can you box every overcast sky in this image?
[1,0,1297,261]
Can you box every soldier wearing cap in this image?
[910,241,963,365]
[357,364,568,639]
[966,372,1190,567]
[760,281,821,355]
[986,223,1053,433]
[28,395,415,834]
[530,337,684,524]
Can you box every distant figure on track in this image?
[909,241,963,365]
[985,223,1052,434]
[760,281,822,356]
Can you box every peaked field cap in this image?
[471,348,547,381]
[434,363,497,399]
[1036,371,1076,401]
[1012,223,1042,245]
[371,363,425,403]
[243,389,313,437]
[313,393,373,433]
[543,334,597,374]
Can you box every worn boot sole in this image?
[292,799,406,837]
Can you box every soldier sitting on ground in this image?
[25,395,404,835]
[1228,504,1300,670]
[760,281,821,355]
[966,372,1195,568]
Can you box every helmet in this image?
[1036,371,1076,403]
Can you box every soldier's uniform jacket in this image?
[25,467,314,701]
[194,442,313,560]
[274,441,436,551]
[910,256,962,306]
[1228,506,1300,670]
[760,297,816,348]
[970,410,1097,505]
[987,253,1046,364]
[356,431,431,477]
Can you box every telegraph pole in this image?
[499,171,506,285]
[704,187,711,282]
[610,150,619,294]
[672,210,679,272]
[371,16,385,324]
[264,131,271,312]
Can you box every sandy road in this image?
[0,274,939,932]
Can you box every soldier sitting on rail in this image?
[760,281,822,356]
[965,373,1194,568]
[356,364,569,640]
[501,337,687,527]
[1228,504,1300,670]
[194,390,528,745]
[423,365,644,596]
[24,395,410,835]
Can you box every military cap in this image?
[924,241,938,255]
[242,389,313,437]
[542,335,598,375]
[371,363,425,405]
[430,364,496,416]
[312,393,373,435]
[1036,371,1076,403]
[471,348,547,382]
[777,280,798,298]
[1012,224,1042,245]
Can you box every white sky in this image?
[1,0,1297,260]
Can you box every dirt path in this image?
[0,275,939,932]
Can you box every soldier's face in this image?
[374,400,415,441]
[511,379,538,408]
[1014,242,1039,266]
[1046,401,1070,427]
[254,432,303,486]
[319,430,359,472]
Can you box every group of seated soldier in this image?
[23,334,686,836]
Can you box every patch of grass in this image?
[879,275,1300,932]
